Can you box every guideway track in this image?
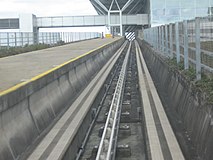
[27,40,185,160]
[135,41,184,160]
[95,43,131,160]
[27,41,128,160]
[80,40,185,160]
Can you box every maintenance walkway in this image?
[0,37,120,92]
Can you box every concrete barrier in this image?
[0,38,124,160]
[137,39,213,160]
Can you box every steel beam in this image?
[122,0,135,12]
[93,0,109,12]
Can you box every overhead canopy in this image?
[89,0,150,38]
[90,0,150,15]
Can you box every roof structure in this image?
[90,0,150,39]
[90,0,149,15]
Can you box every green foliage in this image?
[57,40,65,45]
[167,58,184,70]
[182,67,196,81]
[195,74,213,104]
[0,43,53,58]
[167,58,213,104]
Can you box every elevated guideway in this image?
[0,38,186,160]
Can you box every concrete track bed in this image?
[138,39,213,160]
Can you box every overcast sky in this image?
[0,0,108,33]
[0,0,97,16]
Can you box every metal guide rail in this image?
[95,43,132,160]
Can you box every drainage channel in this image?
[78,42,146,160]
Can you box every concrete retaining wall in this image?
[0,38,124,160]
[138,39,213,160]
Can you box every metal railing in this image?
[96,43,131,160]
[143,16,213,80]
[0,32,101,49]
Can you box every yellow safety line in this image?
[0,38,122,97]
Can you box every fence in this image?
[143,16,213,80]
[0,32,101,49]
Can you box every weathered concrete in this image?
[0,38,120,92]
[138,39,213,160]
[0,37,124,160]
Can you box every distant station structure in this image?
[0,0,150,41]
[0,0,212,40]
[89,0,150,38]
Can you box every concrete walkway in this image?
[0,38,120,92]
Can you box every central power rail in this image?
[95,43,131,160]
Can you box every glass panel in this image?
[151,0,212,25]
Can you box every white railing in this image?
[143,16,213,80]
[0,32,101,49]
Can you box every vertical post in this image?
[21,32,23,47]
[152,28,154,47]
[51,33,55,44]
[120,11,123,36]
[161,26,165,54]
[15,32,17,47]
[71,32,73,42]
[154,28,156,49]
[149,29,151,44]
[108,11,111,34]
[175,22,180,63]
[154,28,156,48]
[27,33,30,45]
[156,27,159,50]
[158,26,161,51]
[169,24,173,58]
[34,28,39,45]
[63,32,65,43]
[46,33,48,44]
[183,20,189,70]
[49,32,52,45]
[148,29,150,44]
[7,33,10,49]
[150,29,152,44]
[165,24,169,56]
[195,17,201,80]
[42,32,44,43]
[153,28,155,48]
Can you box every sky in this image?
[0,0,97,16]
[0,0,107,33]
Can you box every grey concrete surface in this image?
[0,37,124,160]
[139,39,213,160]
[0,38,119,92]
[28,42,125,160]
[136,41,184,160]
